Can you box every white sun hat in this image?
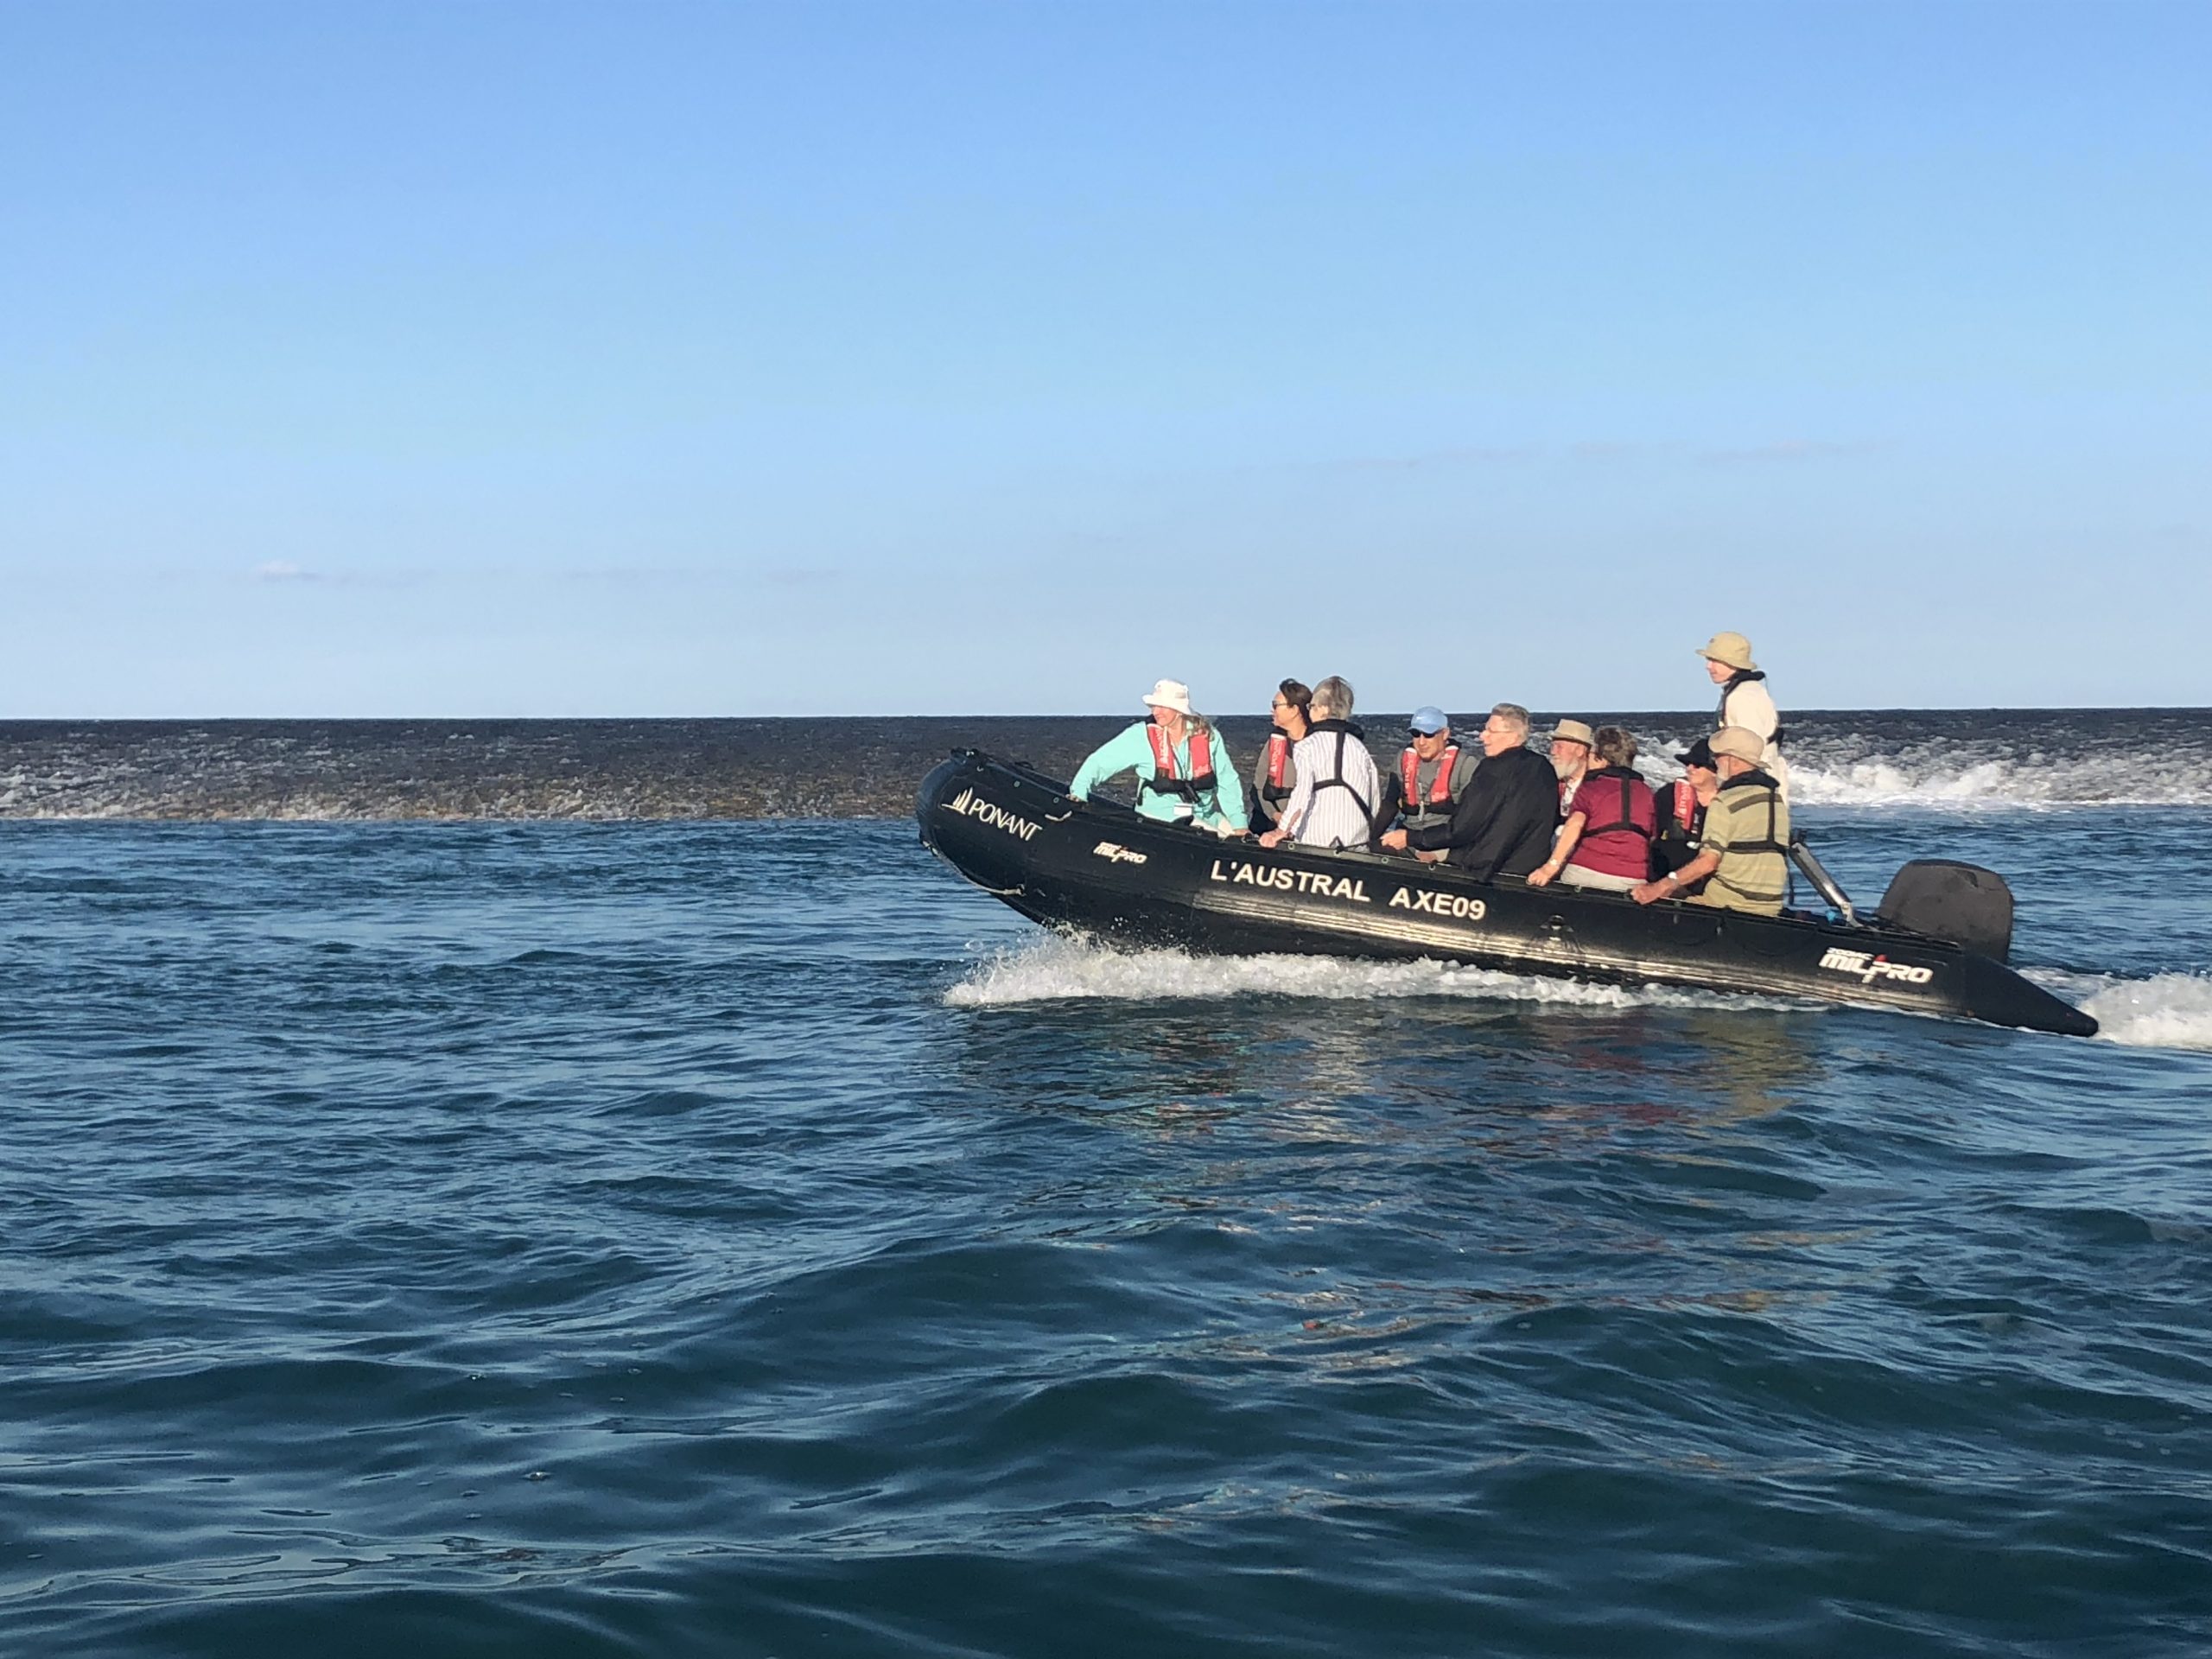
[1141,678,1195,716]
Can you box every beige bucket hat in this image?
[1696,631,1758,672]
[1709,725,1764,765]
[1142,677,1195,716]
[1548,718,1596,747]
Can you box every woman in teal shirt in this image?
[1069,678,1249,834]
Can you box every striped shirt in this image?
[1699,774,1791,912]
[1277,725,1382,851]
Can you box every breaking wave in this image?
[2077,973,2212,1052]
[1779,750,2212,809]
[2020,969,2212,1052]
[944,933,1800,1015]
[0,710,2205,818]
[1615,712,2212,808]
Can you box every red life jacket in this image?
[1261,732,1294,802]
[1669,779,1699,832]
[1397,744,1460,810]
[1142,721,1217,804]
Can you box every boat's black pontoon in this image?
[918,749,2096,1038]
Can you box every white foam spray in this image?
[2075,973,2212,1052]
[945,934,1789,1014]
[1622,730,2212,810]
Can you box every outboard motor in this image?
[1878,860,2015,963]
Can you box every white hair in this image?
[1313,676,1355,721]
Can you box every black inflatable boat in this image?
[918,750,2097,1038]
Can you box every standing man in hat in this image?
[1631,727,1789,913]
[1377,706,1479,858]
[1070,678,1249,834]
[1697,631,1789,798]
[1548,718,1597,814]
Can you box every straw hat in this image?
[1696,632,1758,672]
[1549,718,1596,747]
[1142,678,1195,716]
[1709,726,1764,765]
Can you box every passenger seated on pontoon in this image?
[1377,707,1478,861]
[1528,727,1656,893]
[1631,727,1789,913]
[1069,678,1248,835]
[1548,719,1595,813]
[1257,676,1380,853]
[1652,737,1719,891]
[1376,703,1556,880]
[1249,679,1312,833]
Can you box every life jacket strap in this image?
[1581,772,1652,841]
[1309,730,1376,840]
[1141,721,1218,806]
[1715,782,1787,857]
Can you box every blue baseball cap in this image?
[1408,706,1449,735]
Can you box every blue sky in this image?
[3,0,2206,715]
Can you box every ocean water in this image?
[5,717,2212,1656]
[5,708,2211,817]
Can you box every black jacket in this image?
[1404,744,1559,880]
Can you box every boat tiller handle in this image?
[1789,831,1856,925]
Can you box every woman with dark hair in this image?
[1249,679,1312,833]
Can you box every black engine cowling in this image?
[1878,861,2015,963]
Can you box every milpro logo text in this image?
[1818,947,1935,986]
[944,789,1040,842]
[1092,842,1148,866]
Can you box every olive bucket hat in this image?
[1696,632,1758,672]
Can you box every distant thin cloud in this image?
[1325,443,1540,474]
[1303,438,1890,473]
[1697,439,1887,465]
[251,560,321,582]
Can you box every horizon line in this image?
[2,703,2208,724]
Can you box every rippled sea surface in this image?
[7,805,2212,1656]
